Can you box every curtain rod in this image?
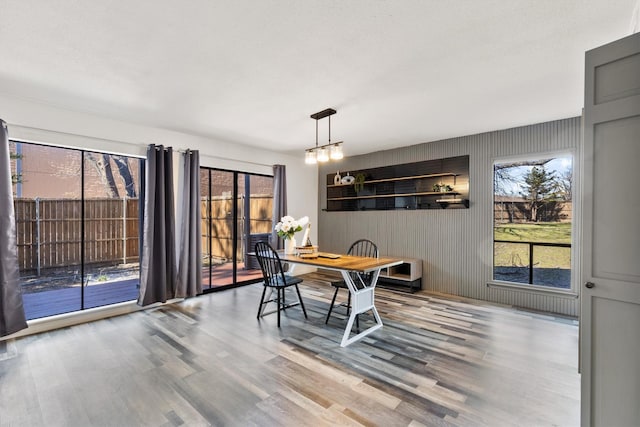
[199,152,273,168]
[10,124,273,167]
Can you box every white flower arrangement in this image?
[275,215,308,240]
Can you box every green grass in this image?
[494,222,571,269]
[494,222,571,244]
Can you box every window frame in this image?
[488,150,579,297]
[10,137,145,319]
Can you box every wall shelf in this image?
[327,172,457,188]
[328,191,460,201]
[326,155,469,211]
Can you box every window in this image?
[10,140,143,319]
[493,154,573,289]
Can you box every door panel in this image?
[593,117,640,281]
[83,152,141,309]
[582,32,640,426]
[591,297,640,425]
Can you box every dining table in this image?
[278,251,403,347]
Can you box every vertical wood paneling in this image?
[318,117,581,316]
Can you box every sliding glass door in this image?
[10,140,142,319]
[200,168,273,291]
[13,143,83,318]
[83,152,141,309]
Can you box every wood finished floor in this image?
[0,272,580,426]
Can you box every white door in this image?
[582,32,640,426]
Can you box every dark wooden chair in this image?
[325,239,379,327]
[255,241,308,327]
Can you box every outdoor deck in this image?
[22,263,264,320]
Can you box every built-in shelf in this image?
[326,155,469,211]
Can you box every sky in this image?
[495,154,573,196]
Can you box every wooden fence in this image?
[494,200,572,223]
[201,195,273,263]
[14,195,273,274]
[14,198,140,274]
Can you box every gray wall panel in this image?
[318,117,581,316]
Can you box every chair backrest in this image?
[254,241,286,287]
[348,239,379,258]
[347,239,379,288]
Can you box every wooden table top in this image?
[278,252,403,273]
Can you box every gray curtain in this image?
[138,145,177,306]
[0,119,27,336]
[175,150,202,298]
[271,164,287,249]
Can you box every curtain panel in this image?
[271,164,287,249]
[0,120,27,336]
[175,150,202,298]
[138,145,177,306]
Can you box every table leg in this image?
[339,269,383,347]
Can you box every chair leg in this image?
[325,286,340,324]
[257,286,267,319]
[294,284,308,318]
[277,288,281,328]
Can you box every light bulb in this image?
[330,144,343,160]
[316,147,329,162]
[305,150,317,164]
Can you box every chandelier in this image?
[305,108,344,164]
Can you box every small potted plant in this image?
[433,183,453,192]
[354,173,366,193]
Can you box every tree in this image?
[519,166,558,221]
[112,155,137,198]
[9,142,23,187]
[84,153,137,198]
[494,159,553,196]
[557,167,572,201]
[494,159,554,224]
[10,153,22,185]
[85,153,120,197]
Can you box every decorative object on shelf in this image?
[305,108,344,164]
[334,171,342,185]
[354,173,366,193]
[341,172,355,185]
[274,215,309,254]
[433,183,453,192]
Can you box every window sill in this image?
[2,298,183,341]
[487,280,579,298]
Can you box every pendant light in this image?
[305,108,344,164]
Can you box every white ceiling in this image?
[0,1,637,158]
